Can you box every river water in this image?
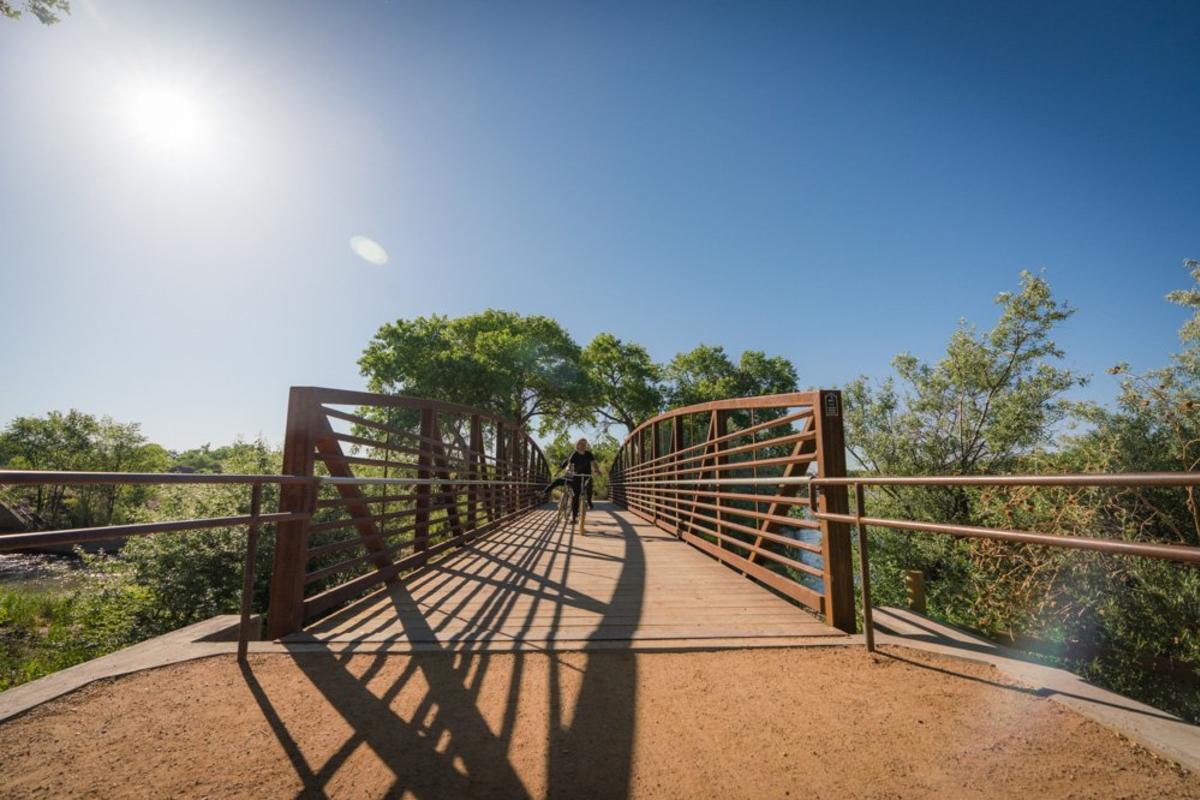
[0,553,85,593]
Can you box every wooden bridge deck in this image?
[289,502,841,651]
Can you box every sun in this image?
[119,81,211,157]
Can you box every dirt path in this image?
[0,646,1194,799]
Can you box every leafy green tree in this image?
[0,412,167,527]
[663,345,797,408]
[1,411,99,525]
[842,271,1084,614]
[0,0,69,23]
[581,333,663,433]
[359,310,589,432]
[1034,258,1200,718]
[543,430,620,498]
[106,439,281,629]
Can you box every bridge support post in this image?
[814,390,856,633]
[267,387,317,639]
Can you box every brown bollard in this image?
[905,570,927,614]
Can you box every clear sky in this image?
[2,1,1198,450]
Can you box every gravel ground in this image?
[0,645,1195,799]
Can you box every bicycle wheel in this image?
[556,488,569,526]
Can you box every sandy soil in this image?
[0,646,1194,799]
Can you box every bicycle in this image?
[551,471,592,534]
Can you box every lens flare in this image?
[350,236,389,265]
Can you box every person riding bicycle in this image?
[542,438,596,521]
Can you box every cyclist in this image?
[542,438,596,521]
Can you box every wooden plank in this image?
[299,504,831,647]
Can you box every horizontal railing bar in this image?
[812,473,1200,487]
[624,392,819,440]
[306,522,421,560]
[619,410,813,474]
[617,487,811,506]
[315,451,427,472]
[612,476,813,486]
[320,477,545,487]
[0,470,311,486]
[620,450,817,480]
[308,497,470,533]
[306,387,522,425]
[0,470,545,489]
[620,430,815,478]
[0,512,311,551]
[636,498,824,553]
[320,406,532,469]
[621,491,821,534]
[316,491,417,509]
[816,511,1200,564]
[301,502,539,618]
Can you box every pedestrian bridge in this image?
[290,503,839,652]
[266,386,859,643]
[4,385,1196,655]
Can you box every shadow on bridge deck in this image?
[240,503,843,798]
[286,502,838,652]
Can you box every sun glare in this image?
[119,81,211,157]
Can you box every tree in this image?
[0,410,99,525]
[359,311,589,433]
[580,333,663,433]
[0,0,69,23]
[841,271,1083,620]
[0,411,167,527]
[844,271,1082,482]
[663,345,797,408]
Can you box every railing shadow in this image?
[242,504,646,798]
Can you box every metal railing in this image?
[608,391,859,628]
[810,473,1200,651]
[0,470,311,662]
[0,388,554,659]
[266,388,551,637]
[0,467,551,662]
[609,393,1200,649]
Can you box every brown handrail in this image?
[0,470,311,662]
[608,391,851,627]
[610,392,1200,647]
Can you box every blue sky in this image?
[1,0,1197,450]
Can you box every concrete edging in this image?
[870,606,1200,774]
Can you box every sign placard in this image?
[824,394,839,417]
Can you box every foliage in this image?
[844,267,1199,722]
[0,440,280,691]
[0,0,68,24]
[543,431,620,497]
[0,411,170,528]
[663,345,797,408]
[581,333,663,433]
[360,310,589,434]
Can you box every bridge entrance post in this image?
[267,387,318,639]
[814,390,856,633]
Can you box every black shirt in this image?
[561,450,596,475]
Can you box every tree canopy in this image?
[663,344,798,407]
[358,310,800,437]
[580,333,662,432]
[0,0,69,24]
[359,311,589,432]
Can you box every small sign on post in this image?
[824,393,840,417]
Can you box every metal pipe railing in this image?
[0,470,553,662]
[610,470,1200,652]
